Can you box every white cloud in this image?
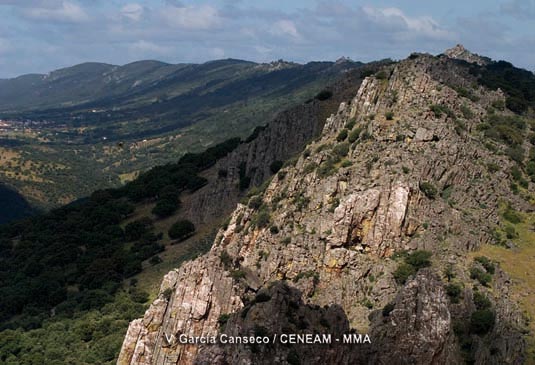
[129,40,171,55]
[161,4,221,30]
[21,1,89,22]
[271,20,301,40]
[121,3,143,22]
[362,6,453,41]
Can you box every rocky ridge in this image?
[118,52,527,365]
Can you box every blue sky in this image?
[0,0,533,77]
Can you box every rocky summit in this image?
[118,50,530,365]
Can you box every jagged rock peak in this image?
[443,44,489,66]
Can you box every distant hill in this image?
[0,183,36,224]
[0,58,364,208]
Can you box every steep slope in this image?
[0,64,380,365]
[119,53,530,364]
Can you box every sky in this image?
[0,0,534,78]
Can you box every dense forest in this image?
[0,137,242,333]
[0,184,36,225]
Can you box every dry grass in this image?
[471,212,535,363]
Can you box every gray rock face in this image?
[444,44,490,66]
[368,270,459,365]
[118,54,526,365]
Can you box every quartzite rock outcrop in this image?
[119,52,527,365]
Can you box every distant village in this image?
[0,118,59,133]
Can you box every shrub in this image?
[504,225,518,239]
[393,250,432,284]
[152,198,180,218]
[430,104,444,118]
[162,288,173,300]
[474,256,495,274]
[348,127,362,143]
[315,89,333,101]
[345,119,356,130]
[333,142,350,157]
[254,209,271,228]
[125,218,152,241]
[376,70,388,79]
[317,158,338,177]
[393,263,416,284]
[269,225,279,235]
[503,206,523,224]
[248,196,263,209]
[446,283,462,303]
[419,182,437,199]
[405,250,432,269]
[149,255,162,266]
[270,160,284,174]
[337,129,349,142]
[470,267,492,286]
[382,302,395,316]
[218,313,230,325]
[470,309,495,335]
[168,220,196,241]
[385,111,394,120]
[473,291,492,310]
[460,104,474,119]
[230,270,246,280]
[220,250,233,268]
[255,292,271,303]
[506,146,525,164]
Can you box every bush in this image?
[315,89,333,101]
[317,158,339,177]
[382,302,395,316]
[248,196,263,209]
[168,220,196,241]
[385,111,394,120]
[220,250,233,268]
[152,198,180,218]
[348,128,362,143]
[376,70,388,79]
[125,218,152,241]
[218,313,230,325]
[460,104,474,119]
[470,309,495,335]
[470,267,492,286]
[474,256,495,274]
[473,291,492,310]
[337,129,349,142]
[503,206,523,224]
[345,119,356,130]
[270,160,284,174]
[446,283,462,303]
[419,182,437,199]
[254,209,271,228]
[393,250,432,284]
[333,142,350,157]
[269,225,279,235]
[393,263,416,284]
[149,255,162,266]
[230,270,246,280]
[405,250,432,269]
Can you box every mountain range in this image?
[1,45,535,364]
[0,57,363,214]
